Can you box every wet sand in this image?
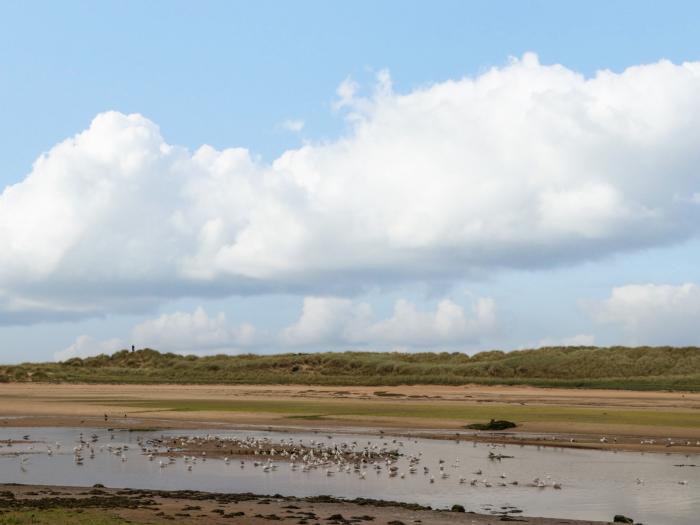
[1,383,699,454]
[1,383,696,525]
[0,483,609,525]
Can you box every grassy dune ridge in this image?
[2,346,700,391]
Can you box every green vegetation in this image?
[93,397,700,428]
[0,509,140,525]
[466,419,518,430]
[1,346,699,391]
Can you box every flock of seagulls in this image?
[1,432,693,489]
[598,435,700,447]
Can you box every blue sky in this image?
[2,1,700,362]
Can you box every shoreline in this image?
[3,414,700,456]
[1,382,699,455]
[0,483,610,525]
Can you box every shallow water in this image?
[1,427,698,524]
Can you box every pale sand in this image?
[1,383,699,453]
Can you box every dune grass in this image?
[2,346,700,391]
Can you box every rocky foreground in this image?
[0,483,614,525]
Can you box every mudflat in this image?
[0,484,610,525]
[1,383,699,453]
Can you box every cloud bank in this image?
[590,283,700,345]
[281,296,496,346]
[56,295,495,360]
[132,306,257,352]
[5,53,700,322]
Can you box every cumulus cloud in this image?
[281,296,496,347]
[280,297,373,345]
[4,54,700,321]
[588,283,700,345]
[61,295,495,357]
[54,335,123,362]
[132,306,257,352]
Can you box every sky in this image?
[2,1,700,363]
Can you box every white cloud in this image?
[4,54,700,321]
[56,308,256,359]
[281,297,373,346]
[280,119,305,132]
[132,306,257,352]
[366,297,496,345]
[54,335,123,362]
[334,77,359,110]
[57,297,494,357]
[281,296,496,347]
[588,283,700,345]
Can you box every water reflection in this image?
[1,427,698,525]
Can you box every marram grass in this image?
[1,346,699,391]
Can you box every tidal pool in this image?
[1,426,698,524]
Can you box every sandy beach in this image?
[1,383,698,454]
